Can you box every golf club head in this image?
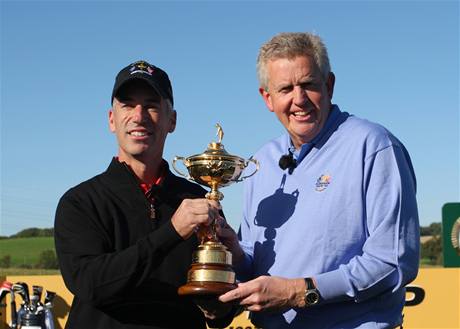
[1,281,18,329]
[32,285,43,304]
[13,282,30,304]
[44,290,56,305]
[0,281,13,303]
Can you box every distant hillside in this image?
[1,223,442,239]
[9,227,54,238]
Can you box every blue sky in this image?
[1,0,459,236]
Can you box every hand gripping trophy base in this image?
[173,124,259,298]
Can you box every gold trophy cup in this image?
[173,123,258,296]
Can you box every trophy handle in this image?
[238,156,259,181]
[172,156,191,179]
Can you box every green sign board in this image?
[442,203,460,267]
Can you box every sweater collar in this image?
[285,105,347,163]
[102,158,177,205]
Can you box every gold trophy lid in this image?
[172,123,259,192]
[187,124,245,163]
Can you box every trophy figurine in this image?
[173,123,258,296]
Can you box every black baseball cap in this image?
[111,60,173,106]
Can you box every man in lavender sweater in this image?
[218,32,419,329]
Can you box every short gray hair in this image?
[257,32,331,90]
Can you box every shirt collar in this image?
[139,165,166,194]
[114,157,167,195]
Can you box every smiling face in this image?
[109,79,176,165]
[260,55,335,149]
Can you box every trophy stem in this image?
[205,181,224,201]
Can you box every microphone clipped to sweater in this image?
[278,150,297,174]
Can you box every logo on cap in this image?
[112,60,173,106]
[129,60,155,76]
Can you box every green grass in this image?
[0,237,443,272]
[0,237,55,267]
[420,257,442,267]
[0,268,60,276]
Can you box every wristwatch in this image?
[303,277,320,306]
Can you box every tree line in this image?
[2,223,442,239]
[419,222,442,265]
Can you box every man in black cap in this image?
[55,60,234,328]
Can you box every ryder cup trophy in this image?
[173,123,258,296]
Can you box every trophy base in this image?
[178,241,237,297]
[178,281,237,297]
